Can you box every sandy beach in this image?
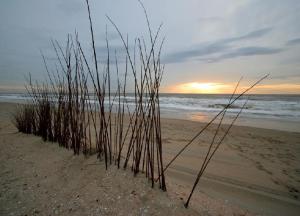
[161,118,300,215]
[1,102,300,216]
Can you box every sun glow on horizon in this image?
[173,82,230,94]
[164,82,300,94]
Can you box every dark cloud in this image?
[220,27,272,44]
[225,46,282,56]
[162,43,229,63]
[199,46,283,63]
[163,27,273,64]
[286,38,300,46]
[271,73,300,80]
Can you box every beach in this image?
[1,0,300,215]
[1,101,300,215]
[162,117,300,215]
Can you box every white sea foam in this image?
[1,93,299,122]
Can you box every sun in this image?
[176,82,222,94]
[189,83,215,91]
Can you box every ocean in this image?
[1,92,299,132]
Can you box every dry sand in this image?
[1,102,299,216]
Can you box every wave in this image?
[1,93,299,121]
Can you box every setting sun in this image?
[190,83,215,91]
[172,82,230,94]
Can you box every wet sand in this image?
[161,117,300,215]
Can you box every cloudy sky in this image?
[0,0,300,93]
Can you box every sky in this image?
[0,0,300,94]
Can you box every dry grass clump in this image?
[12,103,36,134]
[12,0,166,190]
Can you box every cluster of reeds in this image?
[12,0,166,190]
[82,0,166,189]
[16,34,91,156]
[12,103,36,134]
[111,17,166,189]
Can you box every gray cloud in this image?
[224,46,282,56]
[163,27,273,64]
[286,38,300,46]
[220,27,272,44]
[199,46,283,63]
[162,43,229,63]
[271,73,300,80]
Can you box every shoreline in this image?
[160,109,300,133]
[1,97,299,133]
[1,101,300,215]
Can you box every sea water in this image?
[1,92,299,132]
